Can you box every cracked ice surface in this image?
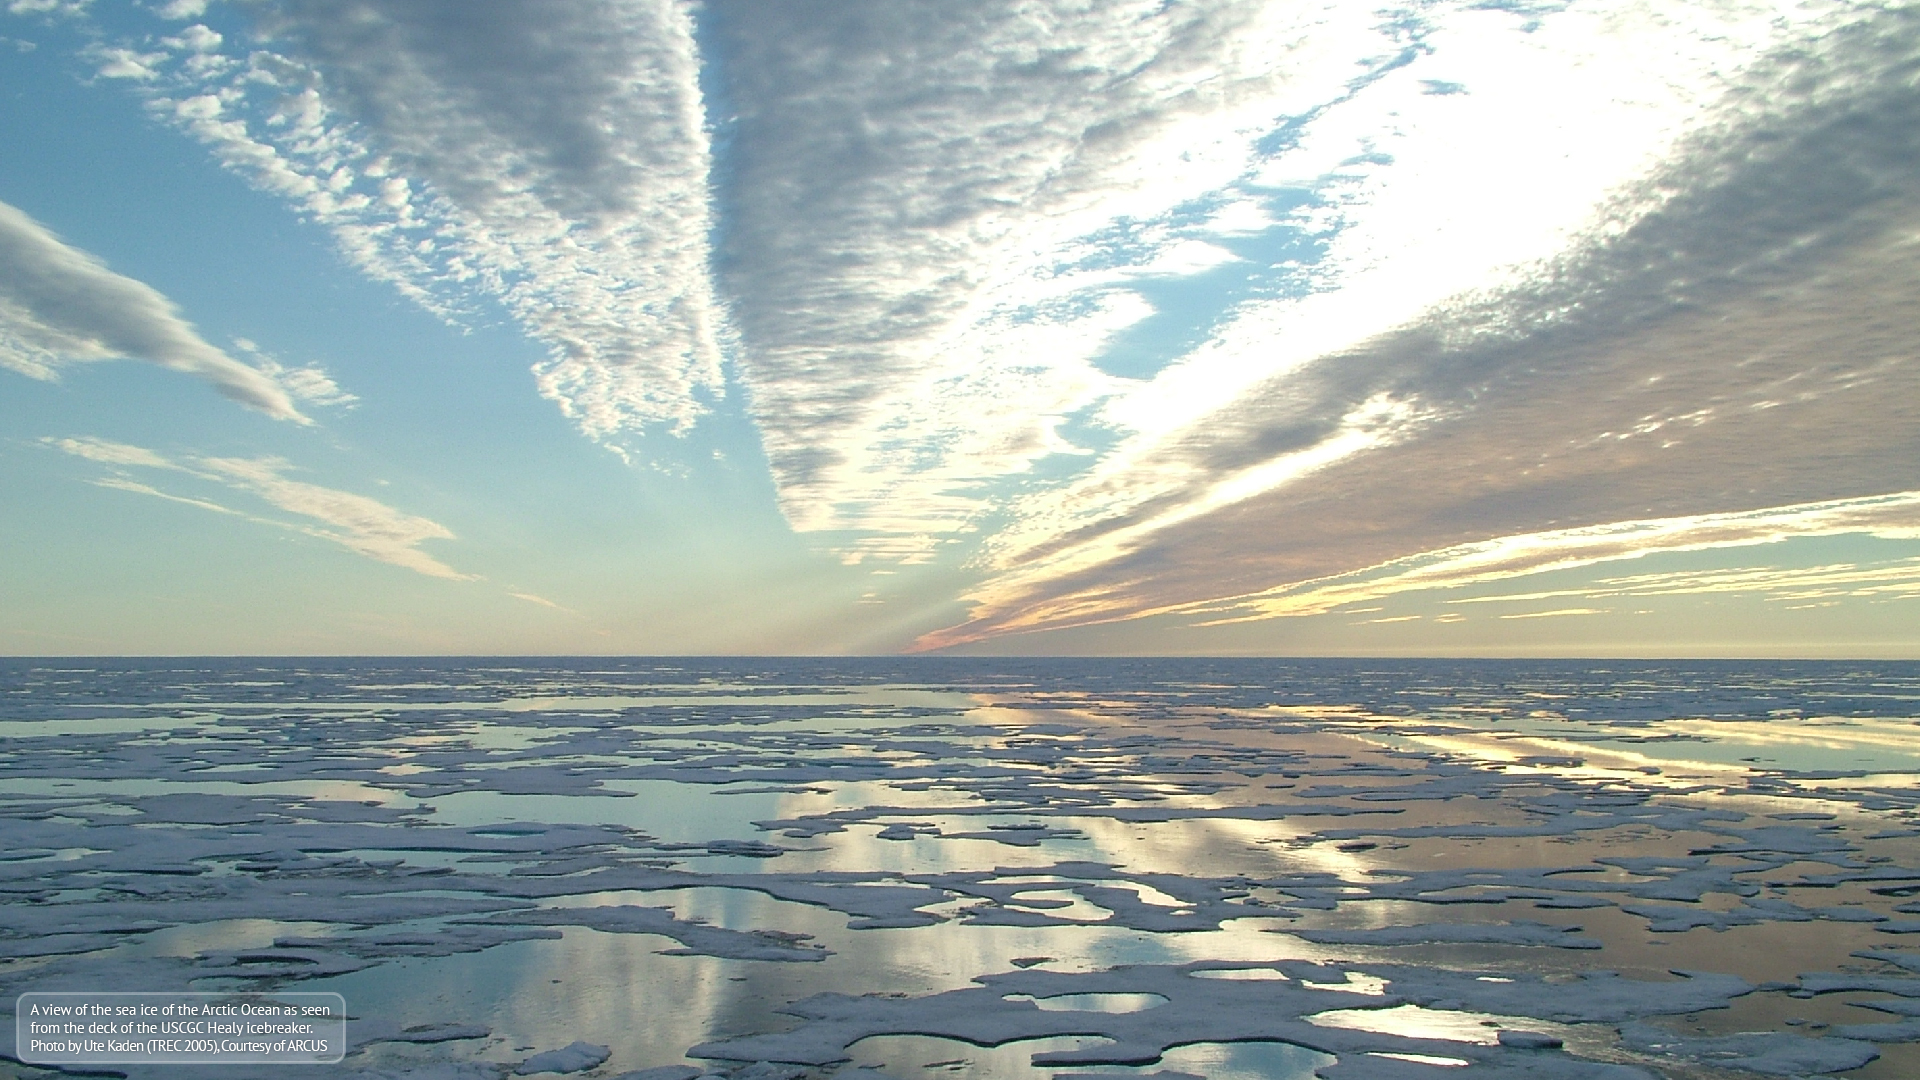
[1,658,1919,1079]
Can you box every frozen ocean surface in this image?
[2,657,1919,1080]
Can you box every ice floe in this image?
[2,658,1917,1078]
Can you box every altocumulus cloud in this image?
[0,200,305,419]
[79,0,726,440]
[46,437,474,581]
[703,0,1383,546]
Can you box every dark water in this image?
[3,658,1918,1080]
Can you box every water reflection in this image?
[846,1037,1335,1080]
[848,1036,1120,1080]
[1074,1041,1335,1080]
[1001,994,1167,1014]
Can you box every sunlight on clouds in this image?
[912,392,1432,650]
[910,5,1920,650]
[714,0,1385,539]
[737,0,1867,627]
[1176,492,1920,626]
[1457,561,1920,608]
[45,437,474,581]
[1004,2,1842,567]
[978,392,1429,579]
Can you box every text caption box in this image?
[17,991,346,1065]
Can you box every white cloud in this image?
[160,23,220,52]
[232,339,357,408]
[92,46,165,79]
[700,0,1883,596]
[45,437,473,580]
[48,435,177,469]
[976,3,1850,565]
[197,455,470,579]
[91,475,242,516]
[94,0,727,438]
[271,364,354,408]
[6,0,89,16]
[64,0,1854,556]
[0,199,305,419]
[508,591,569,612]
[710,0,1384,536]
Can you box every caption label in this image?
[16,991,346,1065]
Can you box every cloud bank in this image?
[0,200,304,418]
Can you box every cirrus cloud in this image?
[45,436,473,580]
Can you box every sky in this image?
[1,0,1917,658]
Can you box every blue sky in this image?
[2,0,1917,657]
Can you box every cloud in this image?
[1455,562,1920,609]
[701,0,1871,570]
[34,1,1918,655]
[914,6,1920,649]
[508,591,570,612]
[45,436,473,580]
[0,200,305,418]
[75,0,726,438]
[91,46,166,79]
[233,338,356,408]
[68,0,1408,532]
[263,362,353,408]
[196,455,471,579]
[6,0,88,16]
[49,435,176,469]
[706,0,1388,539]
[58,1,1854,552]
[90,475,244,516]
[1160,491,1920,626]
